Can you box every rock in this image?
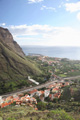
[0,27,25,57]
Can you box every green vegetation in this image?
[47,109,74,120]
[59,74,67,77]
[37,100,80,113]
[26,56,51,83]
[0,105,76,120]
[27,56,80,79]
[1,42,80,94]
[0,41,42,94]
[60,86,71,101]
[37,102,47,111]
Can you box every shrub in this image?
[37,102,47,111]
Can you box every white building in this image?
[44,89,50,98]
[0,96,3,105]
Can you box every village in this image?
[28,54,80,81]
[0,55,80,110]
[0,80,70,110]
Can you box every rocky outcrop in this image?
[0,27,25,57]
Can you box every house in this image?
[16,100,22,105]
[44,89,50,97]
[0,100,13,108]
[28,76,39,85]
[1,102,9,108]
[56,83,62,88]
[54,92,61,98]
[40,94,44,102]
[36,91,44,96]
[29,89,38,97]
[25,94,30,98]
[25,95,31,102]
[52,88,59,93]
[0,96,3,105]
[20,96,26,101]
[0,92,38,109]
[30,97,37,104]
[13,96,19,102]
[25,97,31,103]
[6,96,13,101]
[47,84,55,89]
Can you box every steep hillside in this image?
[0,27,25,57]
[0,27,42,94]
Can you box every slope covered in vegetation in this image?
[0,105,76,120]
[0,27,42,94]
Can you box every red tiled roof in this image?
[29,89,37,94]
[37,90,44,94]
[52,88,59,91]
[25,94,29,97]
[21,97,26,100]
[41,91,44,94]
[54,93,61,98]
[48,84,55,88]
[13,97,19,101]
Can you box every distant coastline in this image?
[21,45,80,60]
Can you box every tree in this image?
[37,102,47,111]
[61,86,71,101]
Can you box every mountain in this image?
[0,27,42,94]
[0,27,25,57]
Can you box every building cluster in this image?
[0,93,37,110]
[28,82,69,102]
[38,56,61,65]
[0,82,69,109]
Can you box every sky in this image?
[0,0,80,46]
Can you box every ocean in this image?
[21,46,80,60]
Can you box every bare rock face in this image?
[0,27,25,57]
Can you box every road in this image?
[1,80,58,98]
[63,75,80,80]
[1,75,80,98]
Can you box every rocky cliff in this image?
[0,27,25,57]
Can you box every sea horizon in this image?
[21,45,80,60]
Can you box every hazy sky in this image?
[0,0,80,46]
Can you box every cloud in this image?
[77,12,80,21]
[0,23,6,26]
[28,0,43,4]
[41,5,56,11]
[7,24,80,46]
[9,24,52,36]
[65,2,80,12]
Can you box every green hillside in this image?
[0,41,42,94]
[0,106,75,120]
